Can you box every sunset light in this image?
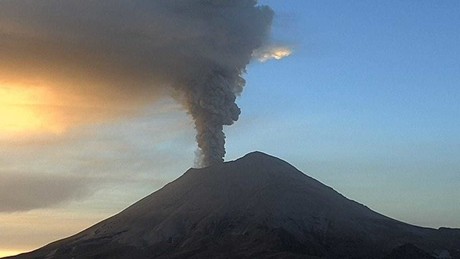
[0,250,22,257]
[0,85,62,135]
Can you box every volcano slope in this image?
[8,152,460,259]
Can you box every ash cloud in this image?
[0,0,274,166]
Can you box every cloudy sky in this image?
[1,0,460,256]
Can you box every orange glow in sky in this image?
[0,85,64,136]
[0,250,23,257]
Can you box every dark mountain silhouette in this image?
[6,152,460,258]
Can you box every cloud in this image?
[0,0,275,164]
[0,107,195,212]
[253,45,293,62]
[0,172,93,212]
[0,0,174,131]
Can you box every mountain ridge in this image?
[6,151,460,259]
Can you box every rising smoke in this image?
[0,0,274,167]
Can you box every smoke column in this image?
[0,0,274,167]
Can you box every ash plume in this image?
[0,0,273,166]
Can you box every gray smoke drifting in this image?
[0,0,273,167]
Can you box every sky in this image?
[1,0,460,257]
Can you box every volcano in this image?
[7,152,460,258]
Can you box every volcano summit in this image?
[7,152,460,258]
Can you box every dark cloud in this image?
[0,172,93,212]
[0,0,273,165]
